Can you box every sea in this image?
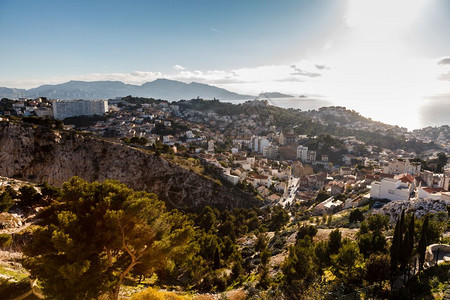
[224,96,450,131]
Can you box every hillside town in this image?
[1,96,449,216]
[1,96,450,300]
[2,1,450,298]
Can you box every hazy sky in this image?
[1,0,449,110]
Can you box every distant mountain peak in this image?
[0,79,255,101]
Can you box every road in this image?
[281,176,299,207]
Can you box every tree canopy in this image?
[23,177,195,300]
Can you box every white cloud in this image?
[210,27,224,34]
[290,65,321,77]
[1,57,447,105]
[0,61,325,96]
[173,64,186,71]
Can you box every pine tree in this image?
[230,252,243,281]
[328,229,342,255]
[23,177,195,300]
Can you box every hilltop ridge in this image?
[0,120,258,210]
[0,79,255,101]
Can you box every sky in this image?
[1,0,450,128]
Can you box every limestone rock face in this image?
[375,198,449,222]
[0,212,22,229]
[0,121,257,211]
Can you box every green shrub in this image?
[0,234,12,249]
[0,191,14,212]
[0,278,30,300]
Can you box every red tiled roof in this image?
[423,187,446,194]
[397,174,415,183]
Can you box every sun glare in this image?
[313,0,435,129]
[345,0,426,33]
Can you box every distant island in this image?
[259,92,294,98]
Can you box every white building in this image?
[34,108,53,118]
[296,145,316,163]
[263,145,279,159]
[370,178,412,201]
[297,145,308,161]
[307,150,316,162]
[207,140,215,152]
[234,157,255,170]
[162,135,175,145]
[382,159,421,175]
[313,196,343,215]
[416,187,445,200]
[252,136,270,153]
[185,130,194,139]
[420,171,450,190]
[52,100,108,119]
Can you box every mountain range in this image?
[0,79,255,101]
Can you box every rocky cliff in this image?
[0,121,258,210]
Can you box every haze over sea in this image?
[226,96,450,131]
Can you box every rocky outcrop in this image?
[375,198,449,222]
[0,213,22,229]
[0,121,258,211]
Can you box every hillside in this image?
[0,121,258,211]
[0,79,255,101]
[259,92,294,98]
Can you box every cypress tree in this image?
[399,209,405,235]
[400,231,410,270]
[400,214,416,270]
[408,214,415,256]
[418,216,429,271]
[390,217,401,275]
[213,247,221,270]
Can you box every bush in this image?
[0,278,30,300]
[0,234,12,249]
[0,191,14,212]
[404,263,450,298]
[349,208,364,223]
[296,225,318,241]
[18,186,41,207]
[268,234,286,255]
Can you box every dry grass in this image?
[224,289,247,300]
[192,295,216,300]
[130,287,189,300]
[313,228,358,242]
